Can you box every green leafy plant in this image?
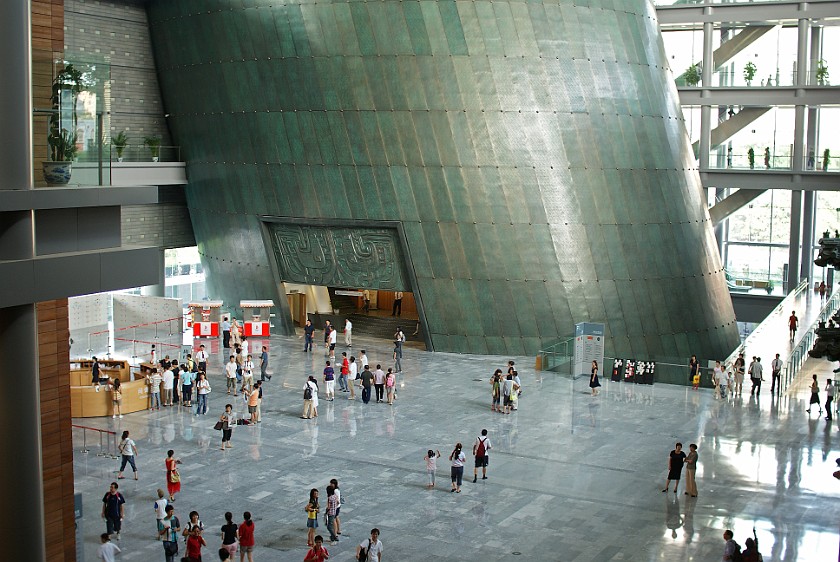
[684,63,701,87]
[765,280,774,294]
[143,135,162,160]
[824,148,831,172]
[747,147,755,169]
[743,61,757,86]
[112,130,128,160]
[816,59,829,85]
[48,64,84,161]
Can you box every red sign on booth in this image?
[193,322,219,338]
[244,322,270,337]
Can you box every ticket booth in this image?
[189,300,223,338]
[241,300,273,337]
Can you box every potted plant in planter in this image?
[824,148,831,172]
[144,135,162,162]
[765,280,774,294]
[744,61,757,86]
[816,59,829,85]
[44,64,84,185]
[112,130,128,162]
[684,63,701,87]
[747,147,755,169]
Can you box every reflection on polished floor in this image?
[73,332,840,561]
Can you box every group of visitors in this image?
[490,360,522,412]
[144,354,212,415]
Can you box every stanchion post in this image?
[81,428,89,454]
[97,430,104,457]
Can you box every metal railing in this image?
[72,424,119,459]
[782,287,840,392]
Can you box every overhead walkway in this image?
[701,169,840,192]
[723,281,840,394]
[657,0,840,27]
[692,107,771,157]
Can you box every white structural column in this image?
[788,18,810,291]
[0,1,47,561]
[699,20,714,171]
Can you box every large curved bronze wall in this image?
[147,0,739,361]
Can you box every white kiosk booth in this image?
[189,300,224,338]
[241,300,273,337]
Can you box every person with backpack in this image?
[356,528,383,562]
[722,529,741,561]
[302,377,317,419]
[472,429,491,482]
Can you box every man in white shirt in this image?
[162,368,174,406]
[359,351,369,387]
[148,369,163,410]
[770,353,783,394]
[242,355,255,390]
[344,319,352,347]
[392,291,403,316]
[195,344,208,373]
[328,324,337,361]
[97,533,121,562]
[225,355,238,396]
[357,528,383,562]
[348,356,358,400]
[241,336,249,358]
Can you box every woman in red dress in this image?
[165,449,181,501]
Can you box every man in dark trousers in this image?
[303,319,315,352]
[360,365,374,404]
[750,357,763,396]
[770,353,782,394]
[392,291,403,316]
[472,429,491,482]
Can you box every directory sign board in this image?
[573,322,605,379]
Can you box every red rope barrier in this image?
[72,424,116,435]
[113,337,181,349]
[89,315,186,335]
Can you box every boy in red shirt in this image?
[304,535,329,562]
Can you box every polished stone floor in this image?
[73,331,840,561]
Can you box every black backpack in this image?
[730,541,743,562]
[304,385,312,400]
[358,539,369,562]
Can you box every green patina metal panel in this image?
[148,0,740,360]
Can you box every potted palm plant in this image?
[816,59,829,85]
[112,130,128,162]
[43,64,84,185]
[744,61,757,86]
[684,64,701,87]
[747,147,755,169]
[144,135,162,162]
[824,148,831,172]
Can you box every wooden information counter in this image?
[70,358,152,418]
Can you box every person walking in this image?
[356,529,383,562]
[185,528,207,562]
[589,360,601,396]
[305,488,320,547]
[661,442,687,494]
[330,478,343,536]
[116,430,138,480]
[246,382,261,423]
[260,345,271,381]
[195,372,210,415]
[348,356,357,400]
[153,489,168,540]
[165,450,181,502]
[110,378,123,418]
[770,353,783,394]
[238,512,255,562]
[303,319,315,352]
[97,533,121,562]
[225,356,238,396]
[325,484,339,545]
[393,343,402,373]
[721,529,741,561]
[385,368,396,405]
[338,352,350,393]
[373,364,386,403]
[806,374,822,415]
[323,361,336,401]
[749,357,763,396]
[101,481,125,540]
[826,379,835,420]
[361,365,373,404]
[309,376,320,417]
[424,449,441,488]
[684,443,699,497]
[302,377,316,419]
[220,511,239,558]
[220,403,236,449]
[392,291,403,316]
[689,355,699,388]
[344,318,352,347]
[221,316,231,349]
[159,505,181,562]
[242,354,255,391]
[733,353,745,396]
[788,311,798,341]
[449,442,466,493]
[472,429,491,482]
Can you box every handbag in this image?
[213,421,224,431]
[169,469,181,483]
[163,540,178,556]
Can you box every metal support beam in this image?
[657,1,840,26]
[710,189,768,225]
[801,190,815,281]
[678,85,840,107]
[700,169,840,191]
[789,190,803,291]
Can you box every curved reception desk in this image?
[70,359,151,417]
